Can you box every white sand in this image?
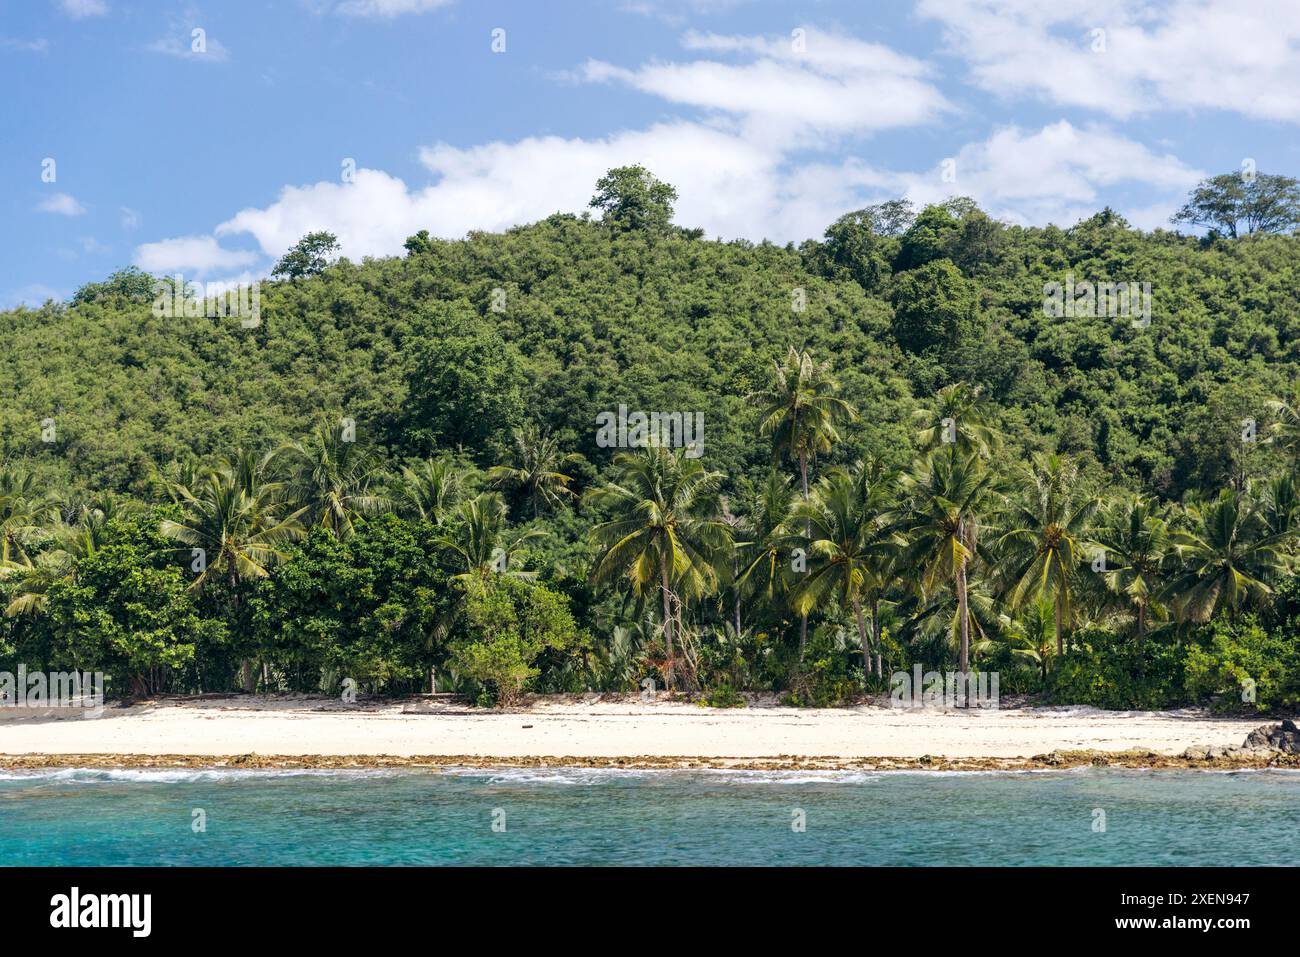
[0,695,1269,759]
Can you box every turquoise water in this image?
[2,767,1298,866]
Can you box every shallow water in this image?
[2,767,1297,865]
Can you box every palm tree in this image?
[789,464,898,684]
[391,455,466,524]
[586,446,732,689]
[286,422,388,538]
[736,471,797,635]
[488,423,580,517]
[0,467,55,566]
[995,454,1098,656]
[1090,494,1171,645]
[437,491,543,580]
[158,450,307,692]
[897,446,999,675]
[913,382,1001,458]
[1265,390,1300,468]
[1163,486,1291,623]
[747,347,856,648]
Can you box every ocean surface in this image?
[2,766,1297,866]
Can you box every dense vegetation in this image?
[4,166,1300,711]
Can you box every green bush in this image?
[1045,626,1188,710]
[1184,619,1300,713]
[784,630,861,708]
[451,576,581,707]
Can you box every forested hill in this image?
[4,198,1300,503]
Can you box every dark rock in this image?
[1243,721,1300,753]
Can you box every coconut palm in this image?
[488,423,581,518]
[995,454,1098,655]
[0,467,55,566]
[437,491,543,580]
[896,446,999,675]
[747,346,857,648]
[158,450,307,691]
[390,455,466,525]
[1090,493,1172,644]
[286,421,388,538]
[913,381,1001,458]
[1162,486,1291,623]
[1265,390,1300,468]
[789,464,898,683]
[586,446,732,689]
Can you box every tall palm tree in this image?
[747,347,856,648]
[1163,486,1291,623]
[995,454,1098,656]
[488,423,581,517]
[1265,390,1300,469]
[2,498,127,617]
[897,446,999,675]
[0,466,55,566]
[913,382,1001,458]
[1090,493,1171,645]
[437,491,543,580]
[391,455,466,525]
[736,471,797,635]
[586,446,732,689]
[789,464,898,684]
[286,422,388,538]
[158,450,307,692]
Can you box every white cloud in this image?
[37,192,86,216]
[1,37,50,52]
[134,235,259,275]
[919,0,1300,122]
[848,121,1203,230]
[582,27,950,142]
[120,206,141,230]
[4,284,66,310]
[59,0,109,18]
[335,0,453,18]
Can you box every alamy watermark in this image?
[595,404,704,458]
[152,274,261,328]
[890,666,1000,709]
[0,667,105,717]
[1043,273,1152,328]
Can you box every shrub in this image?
[1184,619,1300,713]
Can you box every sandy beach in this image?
[0,694,1284,770]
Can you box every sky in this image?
[5,0,1300,307]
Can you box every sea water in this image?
[1,767,1297,866]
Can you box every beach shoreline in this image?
[1,693,1292,771]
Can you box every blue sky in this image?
[5,0,1300,307]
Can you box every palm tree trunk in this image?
[1055,588,1064,657]
[798,449,809,652]
[660,554,674,690]
[956,561,970,677]
[872,597,883,678]
[852,596,871,687]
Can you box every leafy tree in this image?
[589,165,678,232]
[1171,172,1300,237]
[402,305,524,454]
[272,231,340,280]
[889,258,983,356]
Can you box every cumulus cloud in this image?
[37,192,86,216]
[582,27,950,142]
[918,0,1300,122]
[134,235,259,275]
